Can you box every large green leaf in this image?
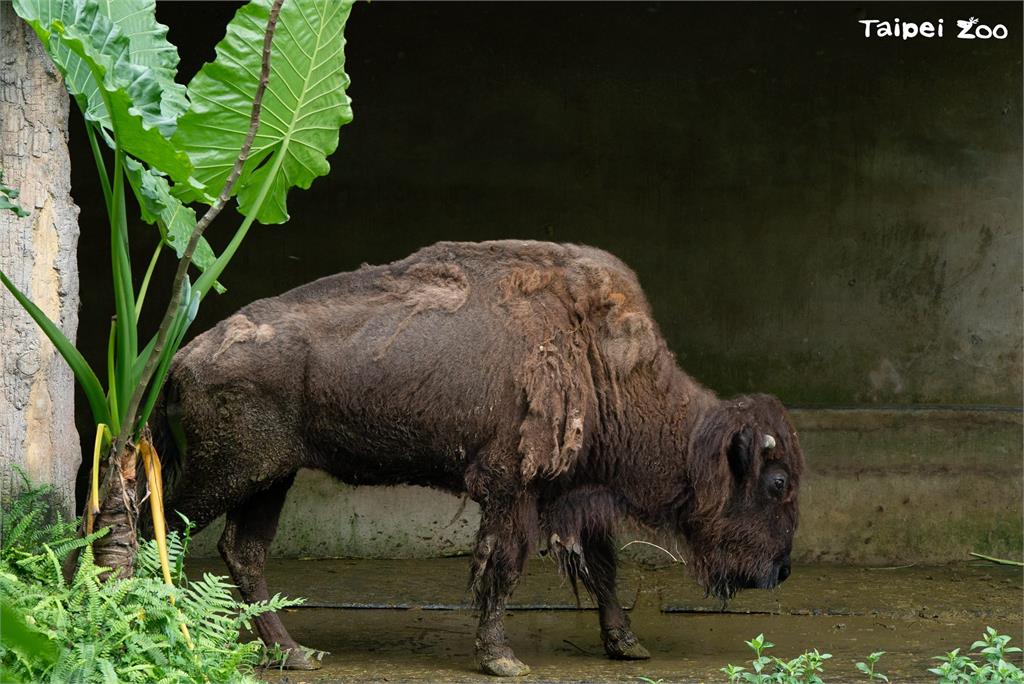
[123,157,222,292]
[13,0,191,178]
[174,0,354,224]
[96,0,189,126]
[0,602,59,677]
[14,0,187,136]
[13,0,102,121]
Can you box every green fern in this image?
[135,512,192,584]
[1,470,78,569]
[1,474,303,683]
[15,528,109,585]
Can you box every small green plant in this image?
[0,171,29,217]
[928,627,1024,683]
[855,651,889,682]
[722,631,1022,683]
[721,634,832,683]
[0,476,302,683]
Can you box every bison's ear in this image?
[727,426,755,481]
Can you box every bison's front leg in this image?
[217,475,320,670]
[469,499,535,677]
[581,532,650,661]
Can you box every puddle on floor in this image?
[187,558,1023,683]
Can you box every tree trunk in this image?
[0,4,81,516]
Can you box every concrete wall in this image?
[69,3,1022,562]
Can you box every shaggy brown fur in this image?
[155,240,804,675]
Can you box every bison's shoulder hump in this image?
[397,242,664,483]
[387,240,659,378]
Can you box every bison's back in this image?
[169,241,665,491]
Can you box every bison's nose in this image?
[777,559,791,584]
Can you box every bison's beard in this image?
[690,544,779,604]
[707,575,742,603]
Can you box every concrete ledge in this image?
[188,408,1023,564]
[186,557,1022,620]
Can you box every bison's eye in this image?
[770,473,787,496]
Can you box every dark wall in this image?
[71,1,1023,459]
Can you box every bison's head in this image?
[681,394,803,601]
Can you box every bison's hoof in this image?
[281,647,322,670]
[602,627,650,660]
[477,644,531,677]
[480,655,531,677]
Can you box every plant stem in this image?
[109,146,135,419]
[85,123,112,213]
[140,443,171,584]
[135,307,189,430]
[195,200,254,300]
[87,423,108,536]
[106,320,120,432]
[619,539,684,564]
[135,241,162,322]
[969,552,1024,567]
[116,0,285,448]
[139,438,193,647]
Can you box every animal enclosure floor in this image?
[186,558,1023,683]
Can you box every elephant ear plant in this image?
[1,0,354,581]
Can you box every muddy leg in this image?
[582,531,650,660]
[470,502,534,677]
[218,474,317,670]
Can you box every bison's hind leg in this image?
[542,488,650,662]
[217,474,320,670]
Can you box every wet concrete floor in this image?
[187,558,1023,683]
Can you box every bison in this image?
[155,240,804,676]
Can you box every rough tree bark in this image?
[0,4,81,515]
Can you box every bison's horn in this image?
[763,434,776,450]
